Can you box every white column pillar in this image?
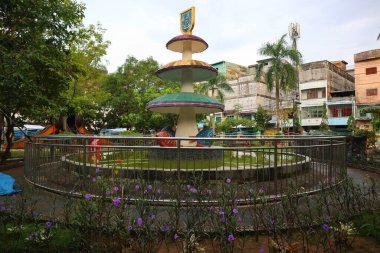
[176,107,198,146]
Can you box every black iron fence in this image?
[24,135,346,205]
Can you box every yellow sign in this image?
[180,7,195,35]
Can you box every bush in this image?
[352,210,380,242]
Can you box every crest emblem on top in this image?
[180,7,195,35]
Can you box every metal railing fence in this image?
[24,135,346,206]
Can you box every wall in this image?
[354,57,380,105]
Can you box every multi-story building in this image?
[354,49,380,130]
[211,61,276,124]
[211,59,356,132]
[299,60,355,130]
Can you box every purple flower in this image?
[91,177,96,182]
[149,214,156,220]
[137,217,143,226]
[330,177,336,183]
[227,234,235,241]
[28,232,36,241]
[105,191,111,196]
[237,216,243,223]
[85,193,92,199]
[186,184,191,190]
[112,198,121,206]
[95,167,101,173]
[260,247,265,253]
[113,186,119,192]
[161,225,169,232]
[189,187,197,193]
[232,208,238,214]
[226,178,231,184]
[206,189,212,195]
[148,184,153,190]
[45,221,53,228]
[135,184,140,190]
[259,187,264,194]
[144,190,147,194]
[221,217,226,223]
[0,206,5,212]
[218,209,224,215]
[322,224,330,232]
[174,233,179,240]
[157,189,161,194]
[127,224,132,231]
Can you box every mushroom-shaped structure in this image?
[147,9,224,146]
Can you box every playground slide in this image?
[77,126,92,135]
[8,125,58,149]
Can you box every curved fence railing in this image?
[24,135,346,205]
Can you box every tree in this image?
[319,103,330,131]
[197,74,233,102]
[101,56,180,131]
[216,117,255,133]
[0,0,86,162]
[64,23,111,133]
[253,105,271,133]
[255,34,302,130]
[347,115,356,133]
[197,74,233,129]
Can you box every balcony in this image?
[328,117,349,126]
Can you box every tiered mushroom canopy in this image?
[147,10,224,144]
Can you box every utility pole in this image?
[289,22,301,133]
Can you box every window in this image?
[301,106,325,119]
[366,88,378,96]
[330,105,352,117]
[366,67,377,75]
[302,88,326,100]
[215,116,221,123]
[307,89,318,99]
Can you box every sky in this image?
[80,0,380,73]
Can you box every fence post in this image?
[329,138,333,183]
[177,139,181,181]
[83,137,87,178]
[274,139,278,196]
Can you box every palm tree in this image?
[198,74,233,102]
[198,74,233,129]
[255,34,302,131]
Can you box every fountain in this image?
[146,7,224,146]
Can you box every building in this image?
[354,49,380,130]
[212,61,248,81]
[211,61,276,124]
[299,60,355,130]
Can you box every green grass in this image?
[352,210,380,242]
[11,150,24,158]
[77,149,304,170]
[0,222,77,252]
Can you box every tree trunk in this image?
[275,81,280,131]
[0,113,3,150]
[211,87,216,129]
[1,115,13,163]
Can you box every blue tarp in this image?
[0,173,21,195]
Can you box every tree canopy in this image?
[0,0,87,161]
[255,34,302,130]
[100,56,180,131]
